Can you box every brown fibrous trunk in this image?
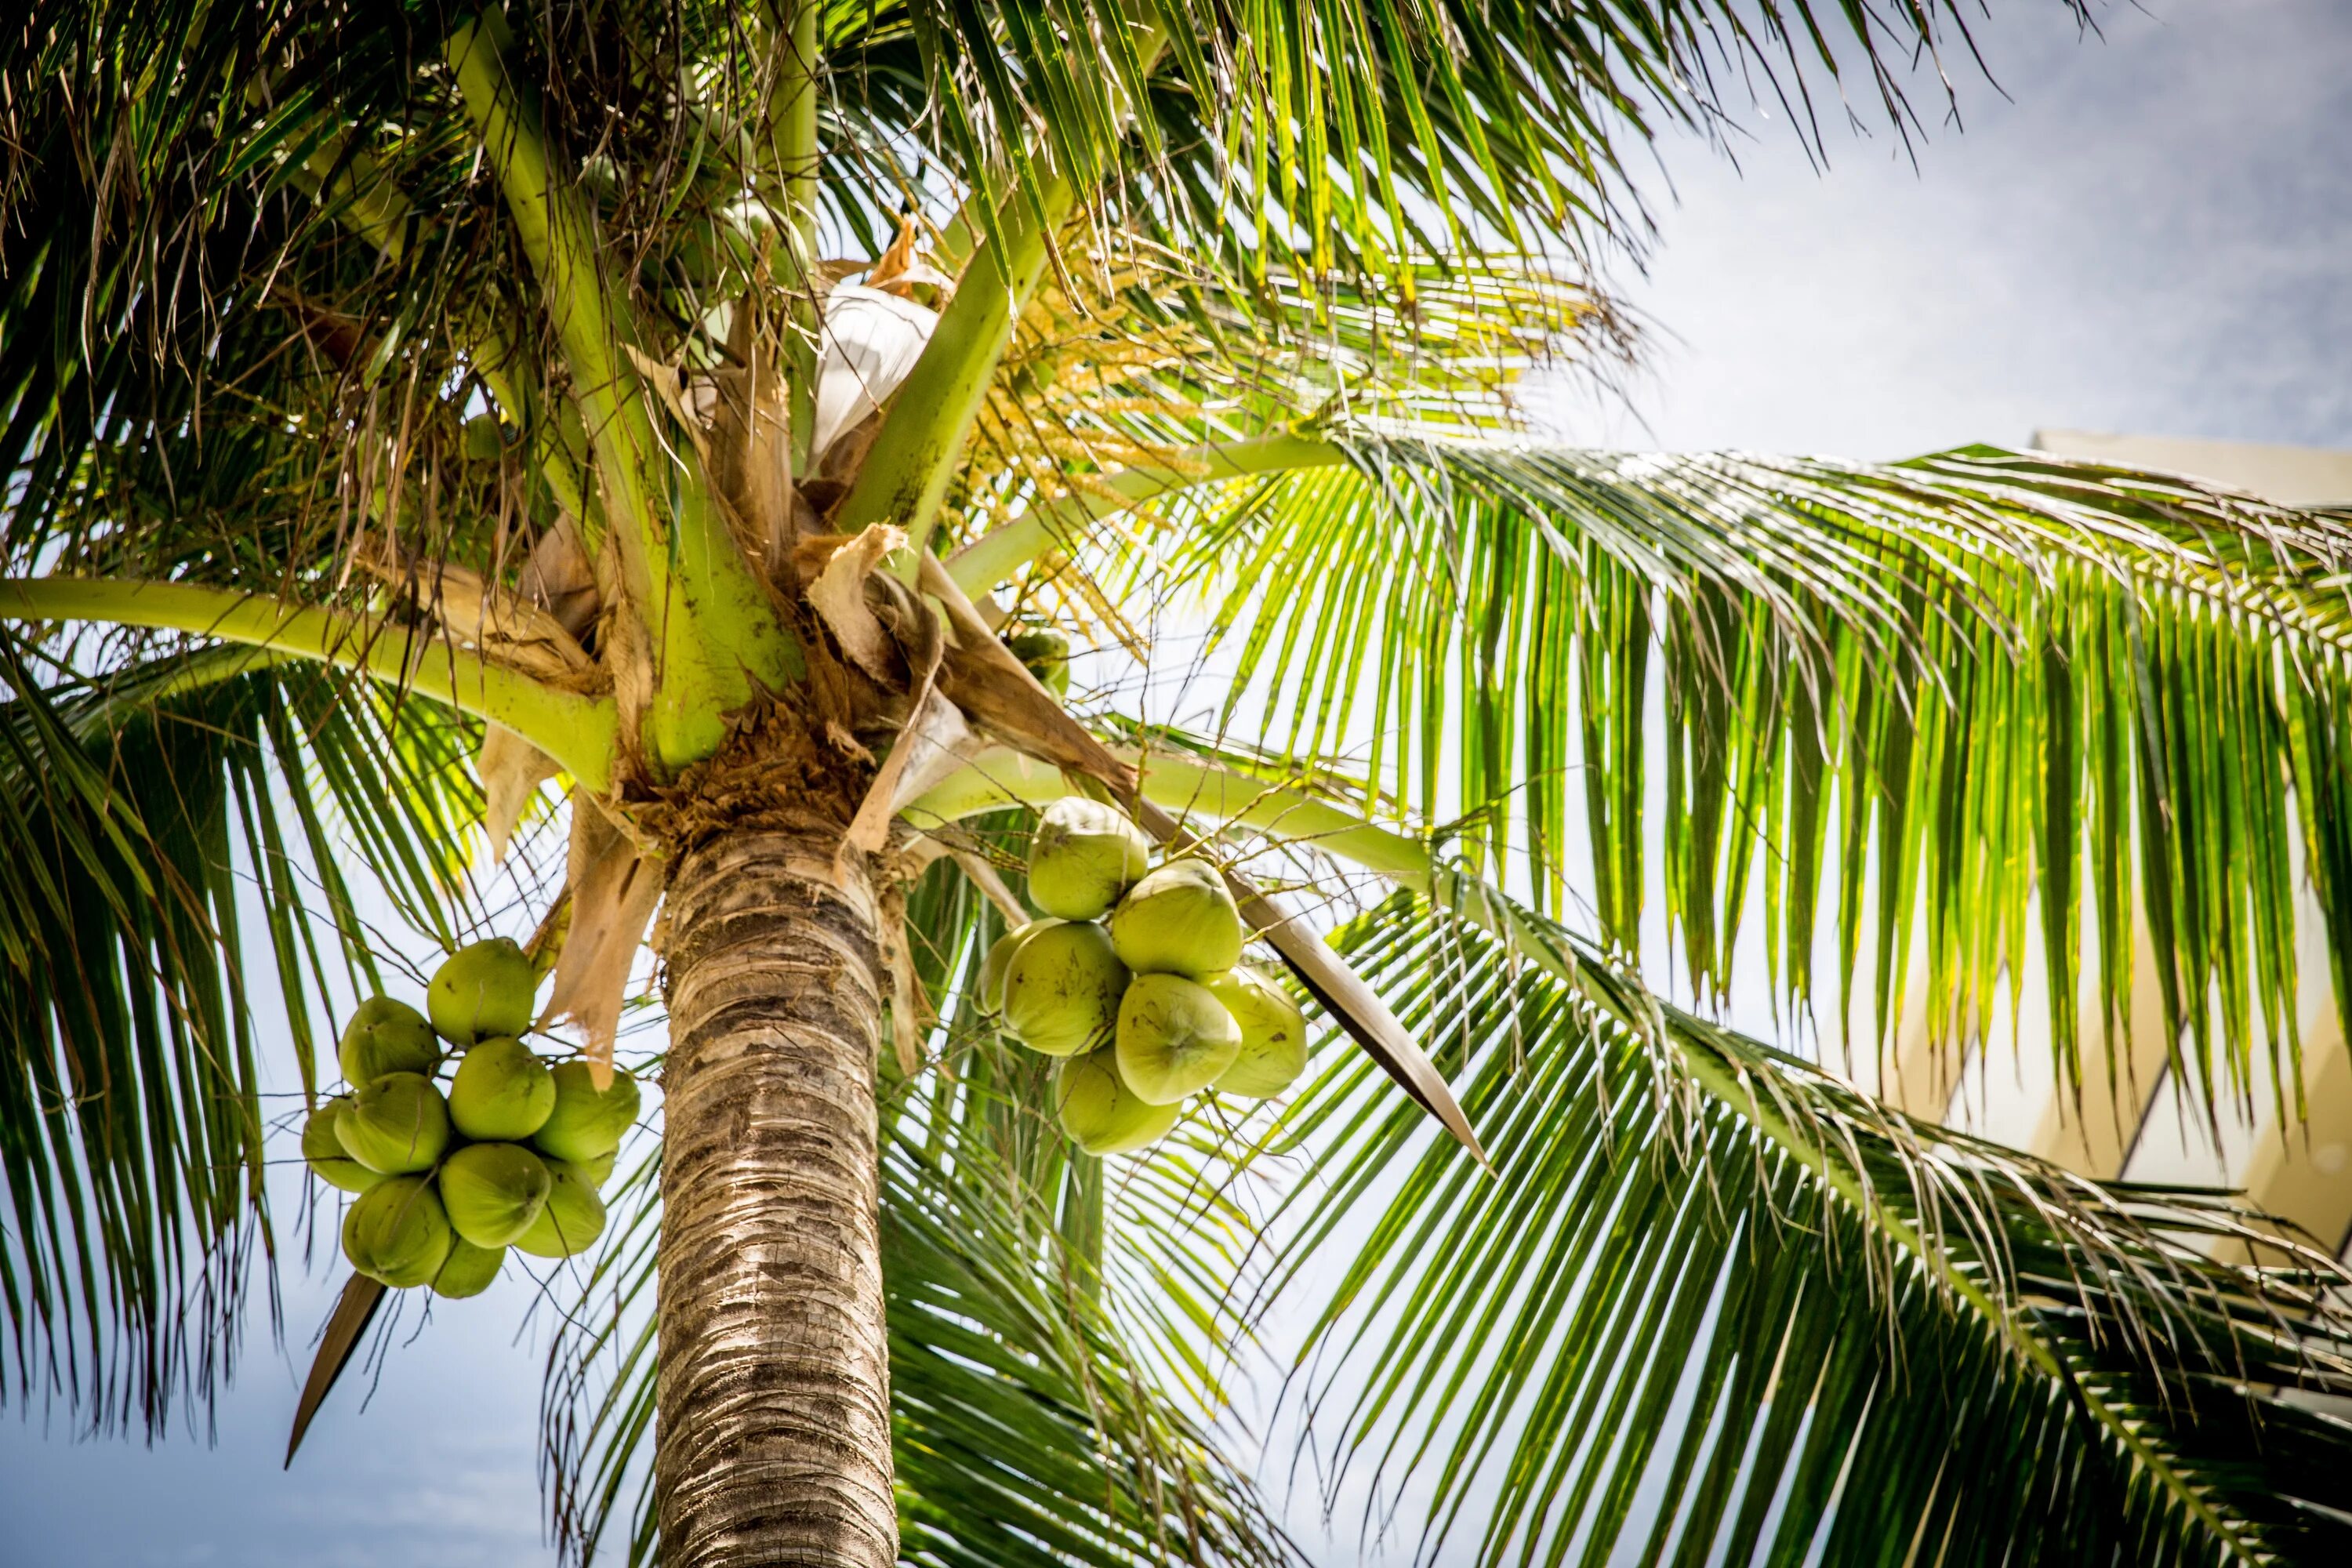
[655,811,898,1568]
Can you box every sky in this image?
[6,2,2351,1565]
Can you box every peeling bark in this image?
[656,823,897,1567]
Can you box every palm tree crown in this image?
[5,2,2352,1564]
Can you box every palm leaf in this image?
[1266,885,2352,1566]
[1133,432,2352,1118]
[0,644,487,1433]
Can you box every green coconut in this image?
[448,1036,557,1141]
[336,1072,452,1174]
[579,1148,619,1187]
[462,412,506,463]
[336,995,440,1087]
[427,937,539,1046]
[1006,627,1071,695]
[1000,920,1129,1057]
[431,1238,506,1299]
[301,1097,386,1194]
[1205,966,1308,1098]
[1109,858,1243,978]
[533,1062,642,1163]
[1054,1046,1180,1155]
[1114,973,1241,1105]
[341,1174,455,1288]
[513,1159,608,1259]
[977,917,1063,1015]
[1026,797,1151,920]
[437,1141,553,1248]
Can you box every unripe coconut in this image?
[336,995,439,1086]
[1006,627,1071,695]
[513,1160,608,1259]
[336,1072,452,1174]
[341,1175,454,1288]
[461,412,506,463]
[1054,1046,1180,1155]
[448,1036,556,1141]
[1205,966,1308,1098]
[533,1062,641,1163]
[431,1238,505,1300]
[437,1141,553,1249]
[301,1097,386,1194]
[1109,859,1243,978]
[579,1149,619,1188]
[1026,798,1151,920]
[427,937,539,1046]
[1114,973,1240,1105]
[977,917,1063,1015]
[1001,920,1128,1057]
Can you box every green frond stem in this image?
[905,742,1425,884]
[836,24,1171,572]
[447,9,800,771]
[470,315,594,527]
[294,132,415,266]
[945,431,1345,597]
[273,119,595,534]
[445,10,658,595]
[0,578,618,792]
[761,1,822,470]
[833,180,1072,564]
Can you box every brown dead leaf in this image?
[843,575,953,855]
[540,793,664,1087]
[699,335,795,572]
[806,524,907,684]
[520,516,600,640]
[863,212,956,300]
[917,554,1134,797]
[623,343,706,463]
[477,723,560,862]
[357,545,598,689]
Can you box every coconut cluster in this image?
[300,938,641,1298]
[982,798,1308,1155]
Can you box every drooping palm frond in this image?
[1261,885,2352,1566]
[1123,434,2352,1118]
[0,647,486,1433]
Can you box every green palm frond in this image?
[1129,433,2352,1115]
[880,0,2079,282]
[0,645,485,1432]
[1266,886,2352,1566]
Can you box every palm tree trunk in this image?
[656,822,897,1567]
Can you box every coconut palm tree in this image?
[7,2,2352,1565]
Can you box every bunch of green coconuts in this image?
[301,938,641,1298]
[981,798,1308,1154]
